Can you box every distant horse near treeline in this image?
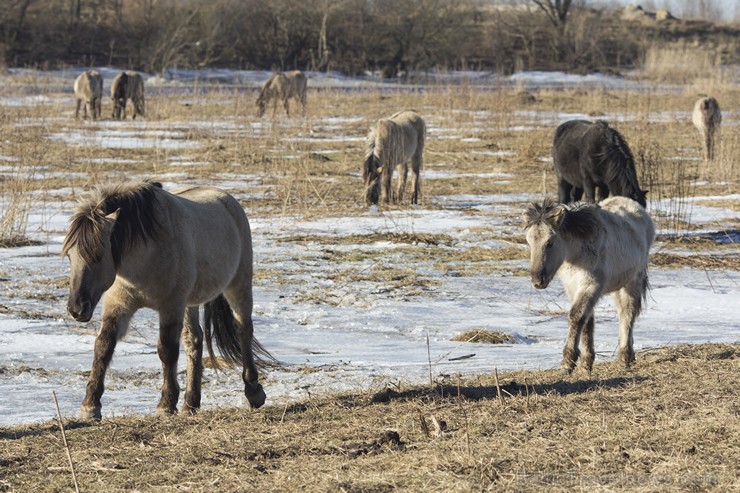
[692,96,721,161]
[363,110,426,206]
[74,70,103,120]
[256,70,307,117]
[552,119,646,207]
[111,71,146,120]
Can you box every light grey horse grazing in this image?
[363,110,426,205]
[74,70,103,120]
[524,196,654,374]
[256,70,307,117]
[692,96,721,161]
[63,182,272,419]
[111,71,146,119]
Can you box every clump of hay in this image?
[451,328,512,344]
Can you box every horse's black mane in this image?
[524,198,600,240]
[598,122,645,206]
[62,181,162,266]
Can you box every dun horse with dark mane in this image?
[74,70,103,120]
[111,71,145,120]
[552,120,646,207]
[524,196,654,374]
[692,96,721,161]
[63,182,272,419]
[363,110,426,205]
[256,70,307,117]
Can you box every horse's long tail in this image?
[204,294,275,370]
[363,129,380,204]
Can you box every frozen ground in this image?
[0,69,738,426]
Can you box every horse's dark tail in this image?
[204,294,275,370]
[363,130,380,205]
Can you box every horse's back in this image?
[600,196,655,253]
[171,186,249,232]
[168,186,252,303]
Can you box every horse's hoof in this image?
[181,403,199,416]
[559,367,574,376]
[156,406,177,416]
[80,405,102,421]
[245,383,266,409]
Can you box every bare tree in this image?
[530,0,575,29]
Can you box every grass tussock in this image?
[1,343,736,492]
[450,328,512,344]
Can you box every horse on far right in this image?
[692,96,721,161]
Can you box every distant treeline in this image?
[1,0,738,76]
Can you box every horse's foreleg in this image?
[563,286,601,373]
[381,161,393,204]
[81,309,134,420]
[75,99,82,120]
[156,310,184,415]
[581,175,597,203]
[181,306,203,414]
[557,179,573,204]
[578,316,596,376]
[283,98,290,116]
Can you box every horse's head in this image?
[63,209,119,322]
[524,200,568,289]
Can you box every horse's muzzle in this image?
[68,300,93,322]
[531,272,549,289]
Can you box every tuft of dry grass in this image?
[450,328,512,344]
[0,343,736,492]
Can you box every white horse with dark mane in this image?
[692,96,721,161]
[256,70,307,117]
[363,110,425,205]
[524,196,654,374]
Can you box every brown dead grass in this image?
[450,328,512,344]
[1,343,736,492]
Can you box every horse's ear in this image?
[523,203,540,229]
[105,209,120,224]
[549,206,566,229]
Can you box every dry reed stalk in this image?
[52,391,80,493]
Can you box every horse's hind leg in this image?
[613,282,643,368]
[181,306,203,414]
[224,281,265,408]
[395,162,408,203]
[81,304,136,420]
[156,307,185,415]
[410,150,422,205]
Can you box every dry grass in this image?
[450,328,512,344]
[1,343,736,492]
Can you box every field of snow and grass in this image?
[0,68,737,426]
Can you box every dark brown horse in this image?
[552,120,646,207]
